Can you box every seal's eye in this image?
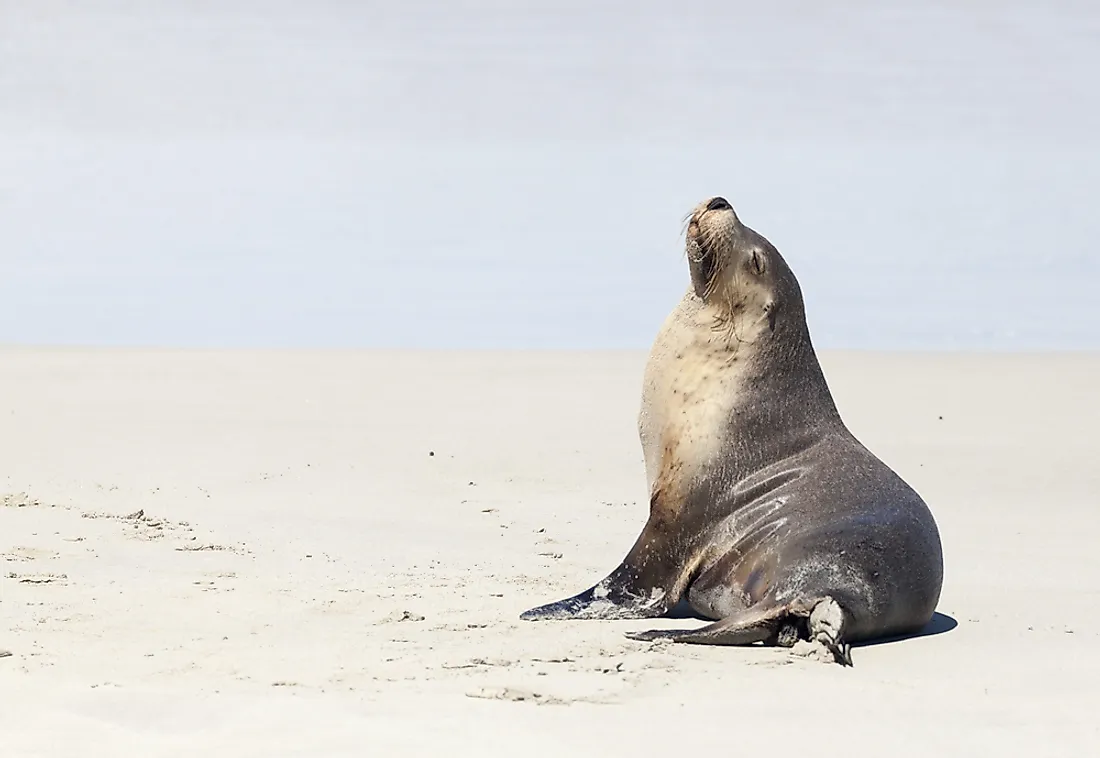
[750,251,766,275]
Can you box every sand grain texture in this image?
[0,349,1096,756]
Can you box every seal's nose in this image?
[706,197,732,212]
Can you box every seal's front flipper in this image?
[520,587,666,621]
[522,497,696,622]
[520,563,674,621]
[520,579,671,621]
[624,603,788,645]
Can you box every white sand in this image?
[0,349,1097,755]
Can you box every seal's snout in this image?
[706,197,732,212]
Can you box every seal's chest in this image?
[667,345,743,451]
[642,338,747,497]
[639,297,762,491]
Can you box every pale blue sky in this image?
[2,1,1098,350]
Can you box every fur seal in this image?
[520,196,944,665]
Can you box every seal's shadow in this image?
[663,600,958,646]
[852,612,958,648]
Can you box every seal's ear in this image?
[750,250,767,276]
[765,300,779,332]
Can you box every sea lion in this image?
[520,195,944,665]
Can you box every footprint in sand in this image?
[6,572,68,585]
[1,547,59,562]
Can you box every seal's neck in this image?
[741,317,845,450]
[692,293,845,462]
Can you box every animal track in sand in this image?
[465,686,613,706]
[1,493,52,509]
[80,508,192,542]
[6,572,68,585]
[3,490,252,567]
[379,610,426,624]
[175,542,249,555]
[1,546,59,562]
[442,657,514,670]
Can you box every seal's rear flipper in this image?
[626,596,855,666]
[803,596,853,666]
[624,603,787,645]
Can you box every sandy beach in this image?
[4,0,1099,754]
[0,348,1096,755]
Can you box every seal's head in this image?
[685,196,805,338]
